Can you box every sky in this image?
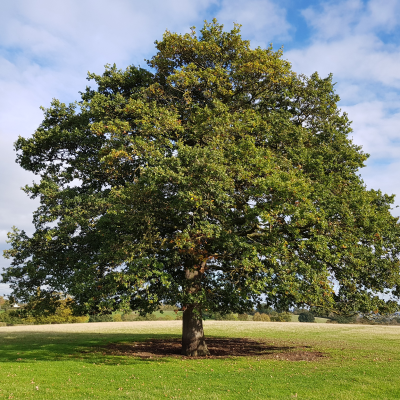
[1,0,400,296]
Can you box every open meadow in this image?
[0,321,399,399]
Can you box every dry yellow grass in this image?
[1,320,399,339]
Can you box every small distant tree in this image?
[298,311,315,323]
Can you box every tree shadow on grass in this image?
[100,337,326,362]
[0,332,179,364]
[0,331,326,364]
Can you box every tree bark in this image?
[181,262,210,356]
[181,304,209,356]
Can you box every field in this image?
[0,321,399,399]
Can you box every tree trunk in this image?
[182,304,209,356]
[181,262,210,356]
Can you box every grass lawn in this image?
[0,321,399,399]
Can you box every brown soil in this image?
[101,338,326,361]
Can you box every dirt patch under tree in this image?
[100,337,326,361]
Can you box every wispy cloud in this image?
[215,0,292,47]
[287,0,400,88]
[285,0,400,209]
[302,0,400,40]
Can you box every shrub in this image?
[88,314,113,323]
[270,312,292,322]
[260,313,271,322]
[253,312,261,321]
[73,315,90,323]
[35,301,87,324]
[175,313,183,320]
[122,313,137,321]
[136,313,157,321]
[0,311,24,325]
[328,314,357,324]
[213,312,238,320]
[259,307,277,316]
[253,312,271,321]
[112,314,122,322]
[298,312,315,323]
[238,313,249,321]
[0,302,89,325]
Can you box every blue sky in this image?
[1,0,400,295]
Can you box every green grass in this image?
[0,321,399,399]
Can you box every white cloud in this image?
[285,0,400,216]
[286,0,400,90]
[286,35,400,90]
[0,283,12,296]
[0,136,39,235]
[0,0,218,63]
[302,0,400,40]
[344,101,400,158]
[215,0,291,48]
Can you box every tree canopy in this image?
[3,20,400,355]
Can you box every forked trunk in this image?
[182,304,209,356]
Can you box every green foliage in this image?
[0,299,89,325]
[327,314,357,324]
[135,313,157,321]
[34,301,89,324]
[308,306,330,318]
[112,313,122,322]
[121,313,137,321]
[88,314,113,323]
[212,312,238,321]
[257,306,277,316]
[293,307,309,315]
[0,310,25,325]
[253,312,270,322]
[298,311,315,322]
[0,299,11,311]
[252,312,261,321]
[237,313,249,321]
[255,307,292,321]
[3,19,400,323]
[270,312,292,322]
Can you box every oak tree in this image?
[3,20,400,355]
